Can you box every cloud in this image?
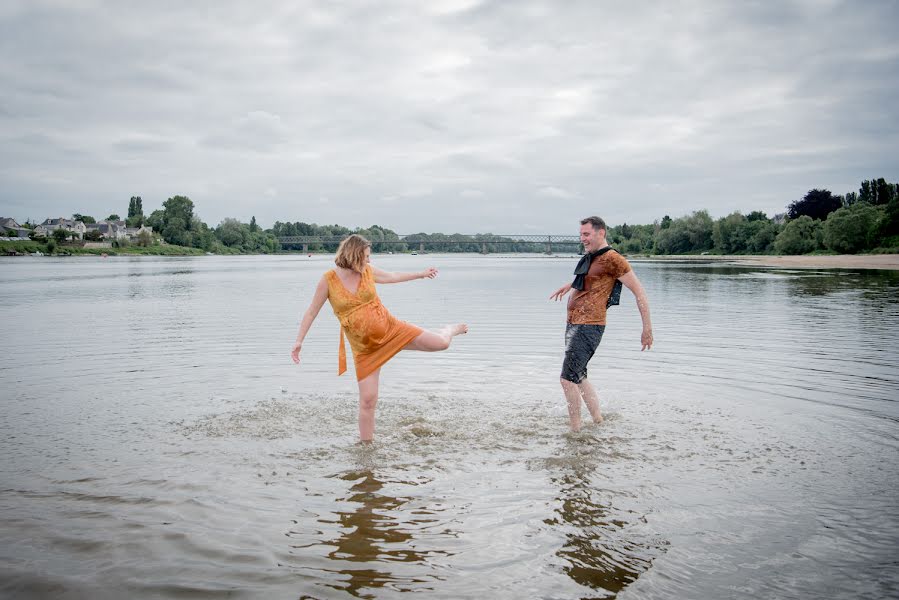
[202,111,289,152]
[537,186,579,200]
[1,0,897,232]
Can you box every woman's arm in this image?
[291,275,329,364]
[371,264,438,284]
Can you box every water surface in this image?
[1,255,897,599]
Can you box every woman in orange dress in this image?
[291,234,468,441]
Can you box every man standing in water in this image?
[550,216,653,431]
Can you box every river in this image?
[1,254,897,599]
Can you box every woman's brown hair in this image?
[334,234,371,272]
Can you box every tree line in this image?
[626,177,898,256]
[19,176,898,255]
[277,176,898,255]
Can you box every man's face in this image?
[579,223,604,251]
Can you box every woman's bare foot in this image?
[451,323,468,336]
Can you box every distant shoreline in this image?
[3,241,898,270]
[638,254,899,270]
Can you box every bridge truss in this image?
[276,234,583,253]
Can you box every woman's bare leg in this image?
[357,369,380,442]
[403,324,468,352]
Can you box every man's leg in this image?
[578,378,603,424]
[560,377,584,431]
[560,323,605,432]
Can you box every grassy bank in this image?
[1,240,206,256]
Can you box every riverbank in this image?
[4,240,898,269]
[641,254,899,270]
[733,254,899,270]
[1,240,208,256]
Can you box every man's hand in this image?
[420,267,439,279]
[291,341,302,364]
[641,329,653,351]
[550,283,572,301]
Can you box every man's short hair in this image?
[580,216,607,231]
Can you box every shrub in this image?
[774,216,822,254]
[823,203,880,253]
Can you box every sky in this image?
[1,0,897,234]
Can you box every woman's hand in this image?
[290,341,302,364]
[421,267,439,279]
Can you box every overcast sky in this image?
[1,0,897,234]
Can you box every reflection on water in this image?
[1,255,897,599]
[547,438,668,597]
[317,470,448,598]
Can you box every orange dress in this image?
[326,264,423,381]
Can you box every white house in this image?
[0,217,29,238]
[36,217,87,239]
[125,225,155,241]
[86,221,127,240]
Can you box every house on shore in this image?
[86,221,155,242]
[34,217,87,239]
[0,217,30,239]
[86,220,127,240]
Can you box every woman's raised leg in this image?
[403,324,468,351]
[357,368,380,442]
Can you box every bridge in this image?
[276,234,583,254]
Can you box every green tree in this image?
[671,210,714,252]
[127,196,144,227]
[774,216,823,254]
[52,228,69,243]
[713,212,749,254]
[216,218,248,248]
[146,210,165,232]
[46,238,57,254]
[73,214,96,224]
[823,203,880,253]
[746,221,780,253]
[163,217,190,246]
[859,178,896,206]
[654,226,691,254]
[164,196,194,224]
[879,195,899,242]
[107,214,120,221]
[788,189,842,221]
[191,217,215,251]
[249,215,258,233]
[153,195,208,248]
[136,229,153,247]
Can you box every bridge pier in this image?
[419,241,425,253]
[545,235,553,255]
[302,243,308,253]
[481,242,488,254]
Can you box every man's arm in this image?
[550,283,573,301]
[618,271,653,350]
